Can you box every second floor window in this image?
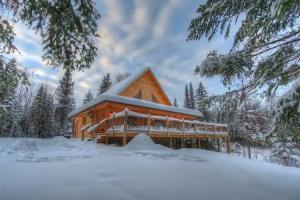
[134,90,142,99]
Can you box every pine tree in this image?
[0,59,28,136]
[0,1,100,71]
[184,84,190,109]
[115,72,130,83]
[189,83,195,110]
[98,73,113,96]
[54,69,75,135]
[83,90,94,104]
[30,85,54,138]
[188,0,300,132]
[270,136,300,168]
[195,82,210,120]
[173,97,178,107]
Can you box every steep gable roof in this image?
[103,67,150,95]
[103,67,171,105]
[69,67,203,118]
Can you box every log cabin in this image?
[69,67,229,151]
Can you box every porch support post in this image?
[123,108,128,146]
[112,113,115,136]
[166,116,169,136]
[105,136,109,144]
[182,118,185,134]
[226,136,230,154]
[217,137,220,152]
[147,113,151,135]
[169,137,173,148]
[198,137,201,149]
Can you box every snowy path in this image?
[0,137,299,200]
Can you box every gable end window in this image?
[151,94,158,103]
[134,90,142,99]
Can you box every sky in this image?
[12,0,236,107]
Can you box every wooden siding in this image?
[119,70,171,106]
[73,101,199,138]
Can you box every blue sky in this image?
[13,0,235,107]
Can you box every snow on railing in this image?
[86,108,228,135]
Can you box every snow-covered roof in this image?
[69,94,203,118]
[103,67,150,95]
[69,67,203,118]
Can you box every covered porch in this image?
[82,108,230,153]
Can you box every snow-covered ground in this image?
[0,135,299,200]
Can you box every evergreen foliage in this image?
[115,73,130,84]
[183,84,190,108]
[30,85,54,138]
[188,0,300,131]
[0,0,101,71]
[173,97,178,107]
[54,69,75,135]
[0,59,28,135]
[189,83,195,110]
[83,90,94,104]
[195,82,210,120]
[98,73,113,96]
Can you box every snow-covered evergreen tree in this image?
[173,97,178,107]
[188,0,300,133]
[98,73,113,95]
[115,72,130,83]
[189,83,195,110]
[195,82,210,120]
[83,90,94,104]
[270,136,300,168]
[183,84,190,109]
[30,85,54,138]
[0,59,28,136]
[54,69,75,135]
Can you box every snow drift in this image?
[125,133,168,151]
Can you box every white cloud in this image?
[14,0,235,106]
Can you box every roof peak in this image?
[103,67,151,95]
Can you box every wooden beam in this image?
[123,109,128,146]
[147,113,151,135]
[112,113,115,136]
[182,118,185,134]
[169,137,173,148]
[217,137,220,152]
[166,116,169,136]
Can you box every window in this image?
[134,90,142,99]
[151,94,158,103]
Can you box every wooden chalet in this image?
[69,67,229,152]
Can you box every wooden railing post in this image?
[182,118,185,134]
[123,109,128,146]
[112,113,115,136]
[147,113,151,135]
[166,116,169,136]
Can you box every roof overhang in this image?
[68,94,203,118]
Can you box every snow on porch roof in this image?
[69,94,203,118]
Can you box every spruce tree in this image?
[54,69,75,135]
[184,84,190,109]
[83,90,94,104]
[173,97,178,107]
[188,0,300,132]
[98,73,113,96]
[189,83,195,110]
[30,85,54,138]
[195,82,210,120]
[0,1,100,71]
